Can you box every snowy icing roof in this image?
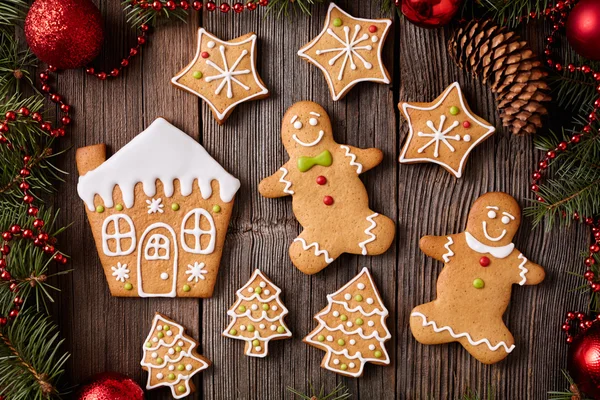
[77,118,241,211]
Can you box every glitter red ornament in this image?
[566,0,600,61]
[25,0,104,70]
[568,318,600,399]
[75,372,144,400]
[401,0,463,28]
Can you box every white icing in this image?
[157,326,162,331]
[168,348,175,355]
[160,272,169,280]
[292,130,325,147]
[271,306,277,311]
[309,118,318,126]
[502,216,511,224]
[344,294,352,301]
[487,210,497,219]
[293,120,303,129]
[290,115,298,124]
[78,118,240,210]
[101,214,136,257]
[264,289,270,295]
[366,298,374,305]
[204,46,251,99]
[309,112,321,117]
[368,344,375,350]
[415,115,461,157]
[145,234,170,261]
[482,221,507,242]
[293,237,334,263]
[147,198,164,214]
[137,223,178,298]
[399,82,496,178]
[255,346,262,352]
[152,337,158,343]
[168,365,175,371]
[371,35,378,43]
[279,167,294,195]
[152,352,158,358]
[207,40,216,49]
[442,237,454,263]
[358,213,378,255]
[333,358,340,365]
[186,261,208,282]
[327,335,333,342]
[111,262,130,282]
[464,232,514,259]
[251,304,258,311]
[297,3,391,101]
[367,321,374,327]
[411,311,515,353]
[333,311,340,317]
[186,364,192,371]
[259,324,266,329]
[178,341,183,346]
[166,331,173,337]
[346,321,353,327]
[517,253,528,286]
[349,362,356,368]
[259,281,266,288]
[181,208,216,254]
[503,212,516,220]
[349,339,356,345]
[340,145,363,174]
[247,287,253,293]
[357,283,365,290]
[156,373,163,379]
[270,325,276,331]
[463,134,471,142]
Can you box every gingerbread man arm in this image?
[339,145,383,174]
[259,162,295,199]
[419,234,458,263]
[514,252,545,286]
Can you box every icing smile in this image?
[482,221,506,242]
[292,130,324,147]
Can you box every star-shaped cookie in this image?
[399,82,495,178]
[297,3,391,101]
[171,28,269,125]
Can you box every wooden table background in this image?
[47,1,592,399]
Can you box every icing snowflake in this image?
[111,262,130,282]
[146,198,164,214]
[416,115,462,158]
[186,262,208,282]
[205,46,251,99]
[317,25,373,81]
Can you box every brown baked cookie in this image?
[410,192,545,364]
[399,82,495,178]
[171,28,269,125]
[76,117,240,298]
[298,3,392,101]
[259,101,395,275]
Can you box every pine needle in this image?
[287,382,351,400]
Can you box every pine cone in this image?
[448,19,551,135]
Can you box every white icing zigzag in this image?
[442,236,454,262]
[358,213,378,255]
[340,145,363,173]
[411,312,515,353]
[279,167,294,195]
[294,238,333,263]
[517,253,528,286]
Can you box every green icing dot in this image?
[254,287,262,294]
[355,294,363,302]
[177,386,186,393]
[229,329,237,335]
[157,332,164,338]
[163,325,170,331]
[183,284,191,292]
[277,326,286,334]
[473,278,485,289]
[115,204,123,211]
[252,339,260,347]
[355,318,364,325]
[167,373,175,380]
[337,339,345,346]
[175,346,182,352]
[333,17,343,27]
[192,71,203,79]
[96,205,104,213]
[238,305,246,312]
[340,314,347,321]
[177,364,185,371]
[212,205,221,213]
[156,357,164,364]
[171,203,180,211]
[449,106,460,115]
[262,304,270,311]
[124,283,133,291]
[145,342,152,348]
[317,335,325,342]
[374,350,383,358]
[340,364,348,371]
[247,324,255,332]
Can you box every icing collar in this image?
[465,232,514,259]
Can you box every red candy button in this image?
[316,176,327,185]
[463,121,471,128]
[323,196,334,206]
[201,52,210,58]
[368,25,377,33]
[479,256,491,267]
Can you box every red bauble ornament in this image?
[568,320,600,399]
[401,0,463,28]
[566,0,600,61]
[75,372,144,400]
[25,0,104,70]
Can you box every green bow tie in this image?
[297,150,333,172]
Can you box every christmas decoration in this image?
[566,0,600,61]
[25,0,104,70]
[447,19,551,135]
[401,0,463,28]
[562,313,600,399]
[287,382,352,400]
[223,269,292,357]
[75,372,144,400]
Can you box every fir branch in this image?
[0,0,27,27]
[266,0,324,17]
[287,382,351,400]
[121,0,188,29]
[548,370,594,400]
[0,29,37,99]
[469,0,550,28]
[460,387,494,400]
[550,68,599,113]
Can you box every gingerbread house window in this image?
[144,234,170,261]
[102,214,136,256]
[181,208,216,255]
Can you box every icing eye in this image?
[487,210,497,219]
[309,118,318,126]
[293,121,303,130]
[501,216,511,224]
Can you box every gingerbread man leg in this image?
[457,320,515,364]
[355,211,395,256]
[409,302,457,346]
[289,229,341,275]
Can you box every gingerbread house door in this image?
[137,223,178,297]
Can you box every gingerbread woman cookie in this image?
[410,192,545,364]
[259,101,395,275]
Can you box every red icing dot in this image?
[316,176,327,185]
[479,256,491,267]
[201,52,210,59]
[463,121,471,128]
[323,196,334,206]
[368,25,377,33]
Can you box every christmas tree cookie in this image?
[298,3,392,101]
[222,269,292,357]
[172,28,269,124]
[304,268,391,377]
[410,192,545,364]
[141,313,210,399]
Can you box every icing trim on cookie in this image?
[279,167,294,195]
[77,118,241,211]
[464,232,515,259]
[340,145,363,173]
[482,221,507,242]
[399,82,495,178]
[293,238,334,263]
[358,213,378,255]
[442,236,454,262]
[517,253,528,286]
[292,130,325,147]
[411,311,515,353]
[137,223,178,298]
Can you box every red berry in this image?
[591,244,600,253]
[206,1,216,11]
[323,196,334,206]
[60,104,71,113]
[219,3,230,12]
[22,229,33,239]
[61,116,71,126]
[233,2,243,12]
[368,25,377,33]
[27,207,38,216]
[201,52,210,59]
[585,270,595,281]
[462,121,471,128]
[18,107,30,117]
[31,112,42,122]
[1,232,11,241]
[9,283,18,293]
[192,1,202,10]
[316,176,327,185]
[8,309,18,319]
[1,271,11,280]
[5,111,16,121]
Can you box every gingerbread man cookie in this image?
[259,101,395,275]
[410,192,545,364]
[172,28,269,125]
